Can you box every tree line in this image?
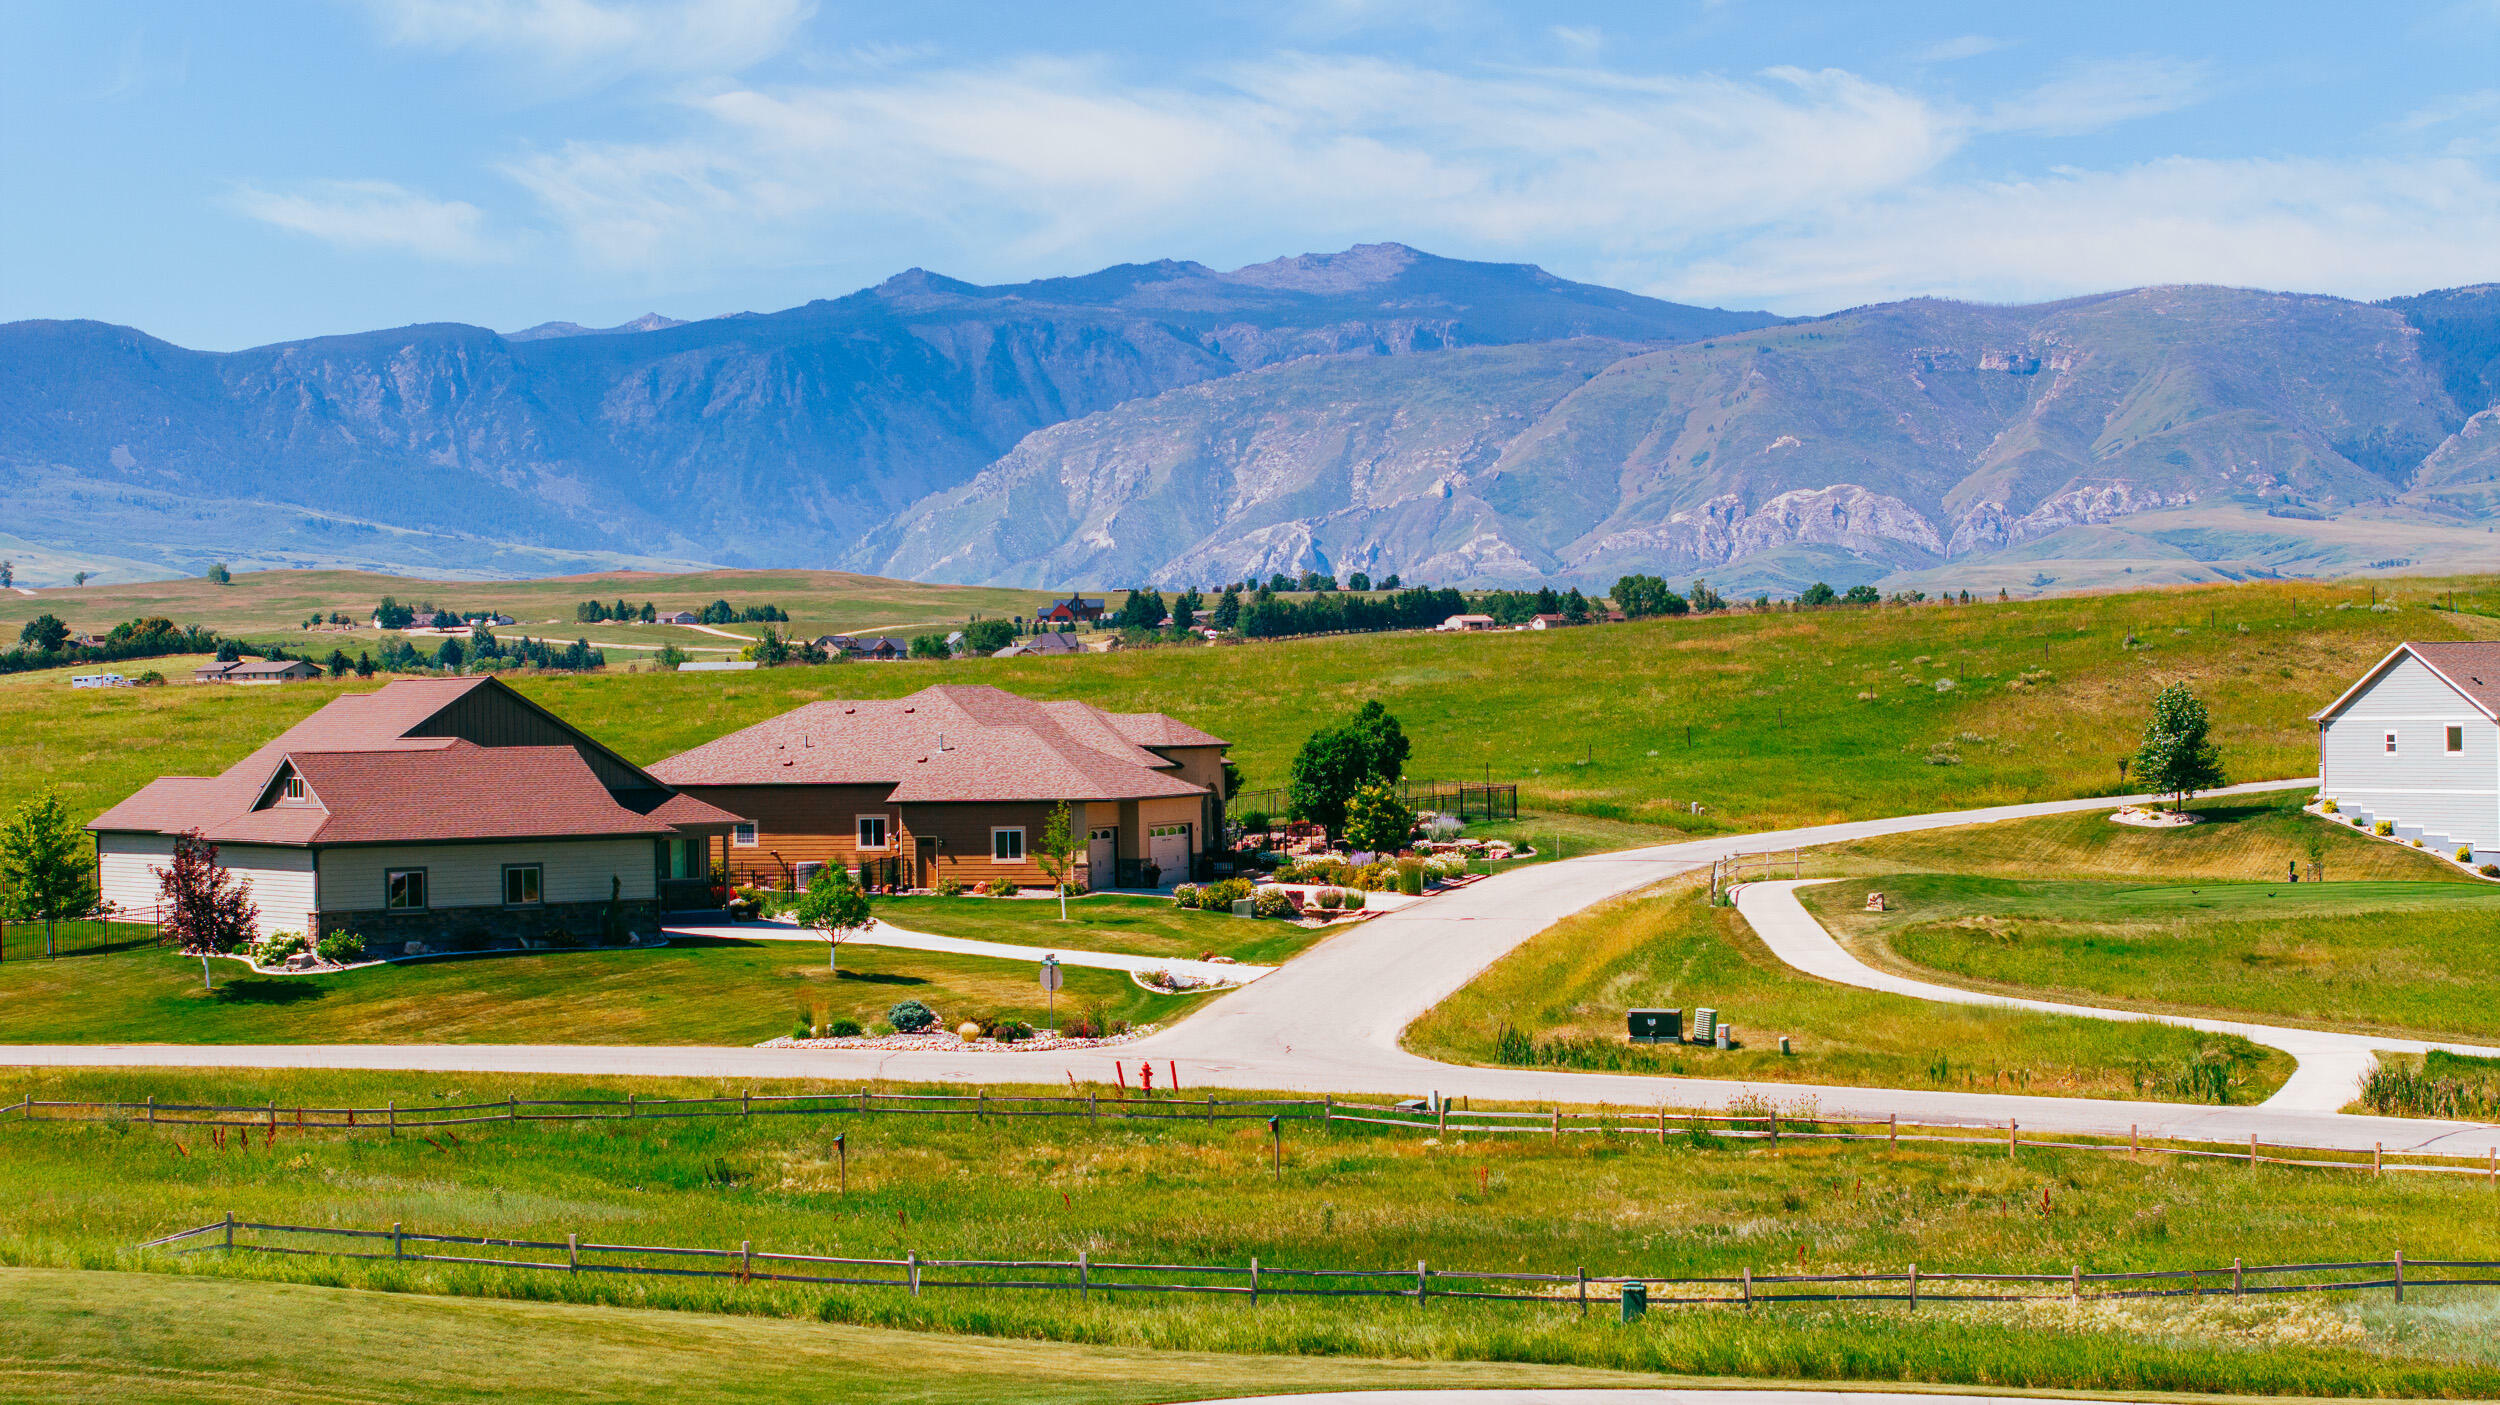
[575,598,787,624]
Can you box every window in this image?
[2449,725,2466,754]
[385,869,427,911]
[856,815,890,850]
[664,837,696,880]
[503,864,542,906]
[732,822,758,847]
[991,827,1025,863]
[282,775,306,801]
[2385,731,2398,754]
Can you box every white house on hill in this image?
[2313,641,2499,862]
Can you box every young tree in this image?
[655,642,689,669]
[205,562,231,585]
[2132,682,2227,812]
[18,614,69,652]
[791,862,873,973]
[1033,800,1078,918]
[0,790,103,958]
[0,559,11,588]
[909,632,950,660]
[749,625,790,666]
[72,571,89,587]
[963,618,1017,654]
[1686,578,1728,613]
[154,831,257,990]
[1342,780,1417,854]
[324,648,350,678]
[354,651,376,678]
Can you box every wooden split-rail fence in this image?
[135,1213,2500,1313]
[9,1089,2500,1184]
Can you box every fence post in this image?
[741,1240,752,1283]
[392,1221,402,1261]
[2007,1120,2017,1159]
[2248,1132,2258,1169]
[147,1094,155,1125]
[627,1092,635,1120]
[1416,1259,1428,1308]
[1078,1250,1089,1300]
[1578,1266,1588,1316]
[1887,1112,1896,1147]
[1437,1096,1447,1135]
[908,1251,920,1296]
[268,1101,277,1136]
[1551,1107,1560,1140]
[1767,1114,1778,1152]
[388,1099,397,1137]
[743,1089,751,1118]
[1908,1263,1917,1310]
[569,1232,579,1272]
[1741,1266,1753,1308]
[2232,1257,2243,1295]
[976,1091,984,1120]
[1089,1090,1098,1121]
[2070,1265,2081,1302]
[1658,1107,1667,1145]
[223,1211,235,1251]
[1323,1094,1333,1128]
[2394,1250,2404,1304]
[2374,1142,2383,1178]
[2130,1124,2138,1159]
[1249,1255,1260,1306]
[510,1095,518,1124]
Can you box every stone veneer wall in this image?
[317,899,661,953]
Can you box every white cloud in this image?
[363,0,809,75]
[228,180,497,262]
[1983,56,2209,136]
[1549,25,1603,59]
[1913,34,2011,63]
[1661,156,2500,311]
[502,56,1961,272]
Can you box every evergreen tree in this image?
[1211,586,1243,630]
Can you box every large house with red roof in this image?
[88,677,741,947]
[648,684,1229,891]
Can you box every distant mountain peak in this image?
[1224,242,1428,293]
[875,268,986,298]
[506,312,688,342]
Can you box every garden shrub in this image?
[315,931,365,964]
[825,1017,864,1038]
[2319,797,2339,814]
[1315,888,1343,910]
[1397,858,1426,896]
[1239,810,1271,833]
[2459,846,2475,863]
[792,1012,814,1041]
[2481,863,2500,878]
[990,1019,1033,1043]
[1250,887,1295,919]
[932,877,965,897]
[2374,820,2394,836]
[1201,877,1253,908]
[984,880,1019,897]
[249,931,309,966]
[887,999,938,1033]
[1342,889,1365,910]
[1171,883,1201,909]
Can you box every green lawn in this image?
[855,894,1339,966]
[10,574,2498,840]
[1805,874,2500,1044]
[0,938,1187,1045]
[1,1067,2495,1398]
[1406,877,2290,1104]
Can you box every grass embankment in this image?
[0,939,1186,1046]
[2,1067,2496,1397]
[1405,876,2289,1104]
[0,566,1053,659]
[873,894,1336,966]
[8,575,2496,836]
[1800,794,2500,1044]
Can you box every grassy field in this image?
[0,566,1056,659]
[875,894,1339,966]
[1792,794,2500,1045]
[1,1067,2495,1397]
[1405,876,2290,1104]
[10,574,2497,840]
[0,938,1186,1045]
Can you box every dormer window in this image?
[284,776,307,801]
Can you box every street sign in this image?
[1039,959,1064,992]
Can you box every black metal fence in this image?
[1227,780,1518,826]
[0,917,160,964]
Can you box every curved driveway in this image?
[1733,880,2500,1113]
[14,778,2500,1156]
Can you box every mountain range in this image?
[2,244,2495,593]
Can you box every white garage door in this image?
[1147,823,1191,886]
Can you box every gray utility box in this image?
[1231,898,1257,917]
[1693,1007,1718,1045]
[1627,1009,1682,1044]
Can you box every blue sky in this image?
[4,1,2497,350]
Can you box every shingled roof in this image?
[90,676,739,845]
[646,684,1227,803]
[2314,641,2500,722]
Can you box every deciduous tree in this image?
[1033,800,1078,917]
[154,832,257,990]
[1288,701,1411,836]
[791,863,872,973]
[1342,780,1416,854]
[0,790,103,957]
[2132,682,2226,811]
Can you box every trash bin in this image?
[1627,1009,1681,1044]
[1620,1280,1648,1322]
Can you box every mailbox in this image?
[1627,1009,1681,1044]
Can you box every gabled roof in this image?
[91,676,730,845]
[2312,641,2500,722]
[646,684,1221,803]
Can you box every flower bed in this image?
[755,1025,1160,1053]
[2109,805,2201,829]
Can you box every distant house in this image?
[1435,614,1497,632]
[1036,596,1107,625]
[2314,641,2499,862]
[994,631,1085,659]
[649,684,1229,891]
[89,676,742,943]
[811,635,857,655]
[657,610,701,625]
[1527,614,1571,630]
[196,659,321,685]
[853,637,910,661]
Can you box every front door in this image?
[1147,823,1191,886]
[1087,827,1116,887]
[914,836,938,889]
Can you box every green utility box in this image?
[1627,1009,1681,1044]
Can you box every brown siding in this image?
[407,684,648,791]
[677,782,903,888]
[898,801,1065,887]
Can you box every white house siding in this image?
[2319,653,2500,856]
[98,834,318,939]
[317,839,656,913]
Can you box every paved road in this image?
[1733,879,2500,1113]
[1181,1395,2125,1405]
[16,777,2498,1155]
[672,916,1276,987]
